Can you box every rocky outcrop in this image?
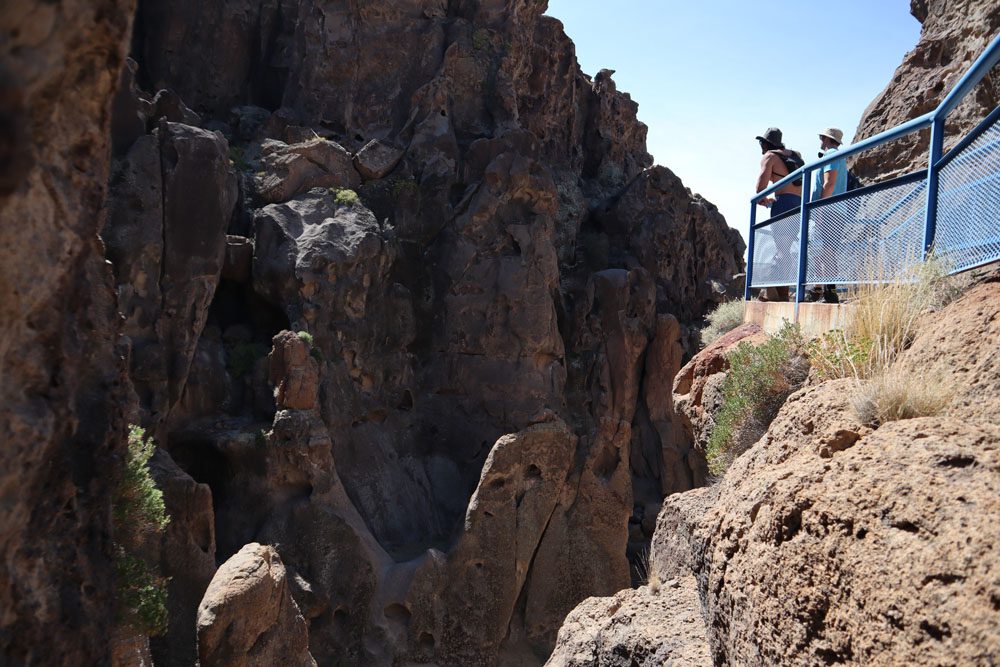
[852,0,1000,181]
[553,275,1000,665]
[148,449,217,667]
[104,120,238,428]
[0,0,745,665]
[256,138,361,204]
[0,0,136,663]
[546,576,712,667]
[196,543,316,667]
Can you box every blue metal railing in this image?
[746,32,1000,308]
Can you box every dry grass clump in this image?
[851,367,953,426]
[700,299,745,346]
[810,255,968,381]
[807,255,966,425]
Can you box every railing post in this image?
[794,170,813,324]
[923,115,945,258]
[744,202,757,301]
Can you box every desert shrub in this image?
[226,341,268,379]
[296,330,323,363]
[700,299,745,346]
[814,255,967,380]
[851,368,953,426]
[472,28,491,50]
[229,145,251,171]
[807,329,872,381]
[114,426,169,637]
[706,323,807,475]
[331,188,360,207]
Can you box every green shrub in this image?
[700,299,745,346]
[472,29,491,50]
[807,330,872,381]
[114,426,169,637]
[229,145,251,171]
[331,188,360,207]
[226,341,268,379]
[706,323,806,475]
[296,330,323,363]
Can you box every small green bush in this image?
[226,341,268,379]
[700,299,745,346]
[296,330,323,363]
[706,323,806,475]
[807,330,872,381]
[331,188,360,207]
[229,145,251,171]
[391,177,419,199]
[114,426,169,637]
[472,29,491,51]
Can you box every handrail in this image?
[753,31,1000,203]
[936,32,1000,117]
[745,30,1000,307]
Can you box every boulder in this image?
[196,543,315,667]
[545,577,712,667]
[354,139,404,180]
[257,138,362,204]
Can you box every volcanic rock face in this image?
[852,0,1000,181]
[551,276,1000,666]
[103,1,745,663]
[0,0,136,663]
[2,0,744,664]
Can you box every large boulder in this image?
[852,0,1000,182]
[257,138,362,204]
[545,577,712,667]
[196,543,316,667]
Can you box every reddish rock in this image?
[852,0,1000,182]
[196,543,315,667]
[268,331,320,411]
[257,138,362,204]
[0,0,135,663]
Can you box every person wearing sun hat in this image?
[808,127,849,303]
[754,126,805,301]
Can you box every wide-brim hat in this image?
[819,127,844,145]
[755,127,784,148]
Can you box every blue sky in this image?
[544,0,923,248]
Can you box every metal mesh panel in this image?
[750,207,800,287]
[805,178,927,285]
[935,115,1000,272]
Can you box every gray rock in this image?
[353,139,404,180]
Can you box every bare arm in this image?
[756,154,776,193]
[822,169,838,199]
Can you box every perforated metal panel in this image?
[806,177,927,285]
[935,115,1000,272]
[750,207,800,288]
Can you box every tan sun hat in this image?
[819,127,844,145]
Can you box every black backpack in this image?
[846,170,863,192]
[771,150,804,186]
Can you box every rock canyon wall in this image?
[1,0,745,665]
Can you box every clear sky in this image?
[544,0,923,250]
